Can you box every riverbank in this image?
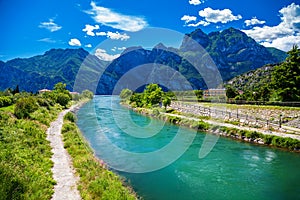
[122,103,300,152]
[61,102,137,200]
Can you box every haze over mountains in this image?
[0,28,286,94]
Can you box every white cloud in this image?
[86,1,147,32]
[189,0,202,5]
[95,49,120,61]
[85,44,92,48]
[82,24,100,36]
[112,47,126,52]
[95,31,130,40]
[260,35,300,52]
[106,31,130,40]
[39,18,62,32]
[181,15,197,24]
[242,3,300,51]
[96,31,107,36]
[244,17,266,26]
[68,38,81,46]
[38,38,56,43]
[187,20,210,27]
[198,7,242,24]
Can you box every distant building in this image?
[70,92,80,95]
[204,88,226,97]
[38,89,51,94]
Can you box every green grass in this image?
[0,104,14,112]
[30,105,62,126]
[62,113,137,200]
[0,108,57,199]
[189,101,300,111]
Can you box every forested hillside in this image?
[226,45,300,102]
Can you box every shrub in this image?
[36,97,52,109]
[197,121,209,131]
[14,97,38,119]
[245,131,260,139]
[56,93,71,108]
[263,135,274,145]
[0,96,13,107]
[168,116,181,124]
[120,89,133,100]
[71,93,80,101]
[152,108,160,116]
[64,112,77,123]
[81,90,94,99]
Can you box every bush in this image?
[197,121,209,131]
[71,93,80,101]
[0,96,13,107]
[64,112,77,122]
[152,108,160,116]
[56,93,71,108]
[81,90,94,99]
[36,97,52,109]
[120,89,133,100]
[245,131,260,139]
[14,97,38,119]
[263,135,274,145]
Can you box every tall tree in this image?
[271,45,300,101]
[225,85,239,99]
[12,85,20,94]
[143,84,163,107]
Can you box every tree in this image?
[162,96,171,109]
[12,85,20,95]
[120,88,133,100]
[258,86,270,101]
[271,45,300,101]
[225,85,239,99]
[194,90,203,101]
[143,84,163,107]
[56,93,71,108]
[129,93,144,107]
[0,96,13,107]
[54,82,68,93]
[81,90,94,99]
[14,97,38,119]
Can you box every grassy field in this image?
[0,105,62,199]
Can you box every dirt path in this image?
[46,106,81,200]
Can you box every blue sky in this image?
[0,0,299,61]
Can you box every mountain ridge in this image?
[0,27,287,94]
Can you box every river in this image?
[76,96,300,200]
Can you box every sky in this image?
[0,0,299,61]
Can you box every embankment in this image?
[123,104,300,152]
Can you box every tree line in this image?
[0,82,93,119]
[120,84,173,109]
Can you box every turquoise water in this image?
[77,96,300,200]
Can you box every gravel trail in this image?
[46,106,81,200]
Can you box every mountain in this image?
[98,28,286,94]
[181,28,286,80]
[0,48,108,92]
[0,28,287,94]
